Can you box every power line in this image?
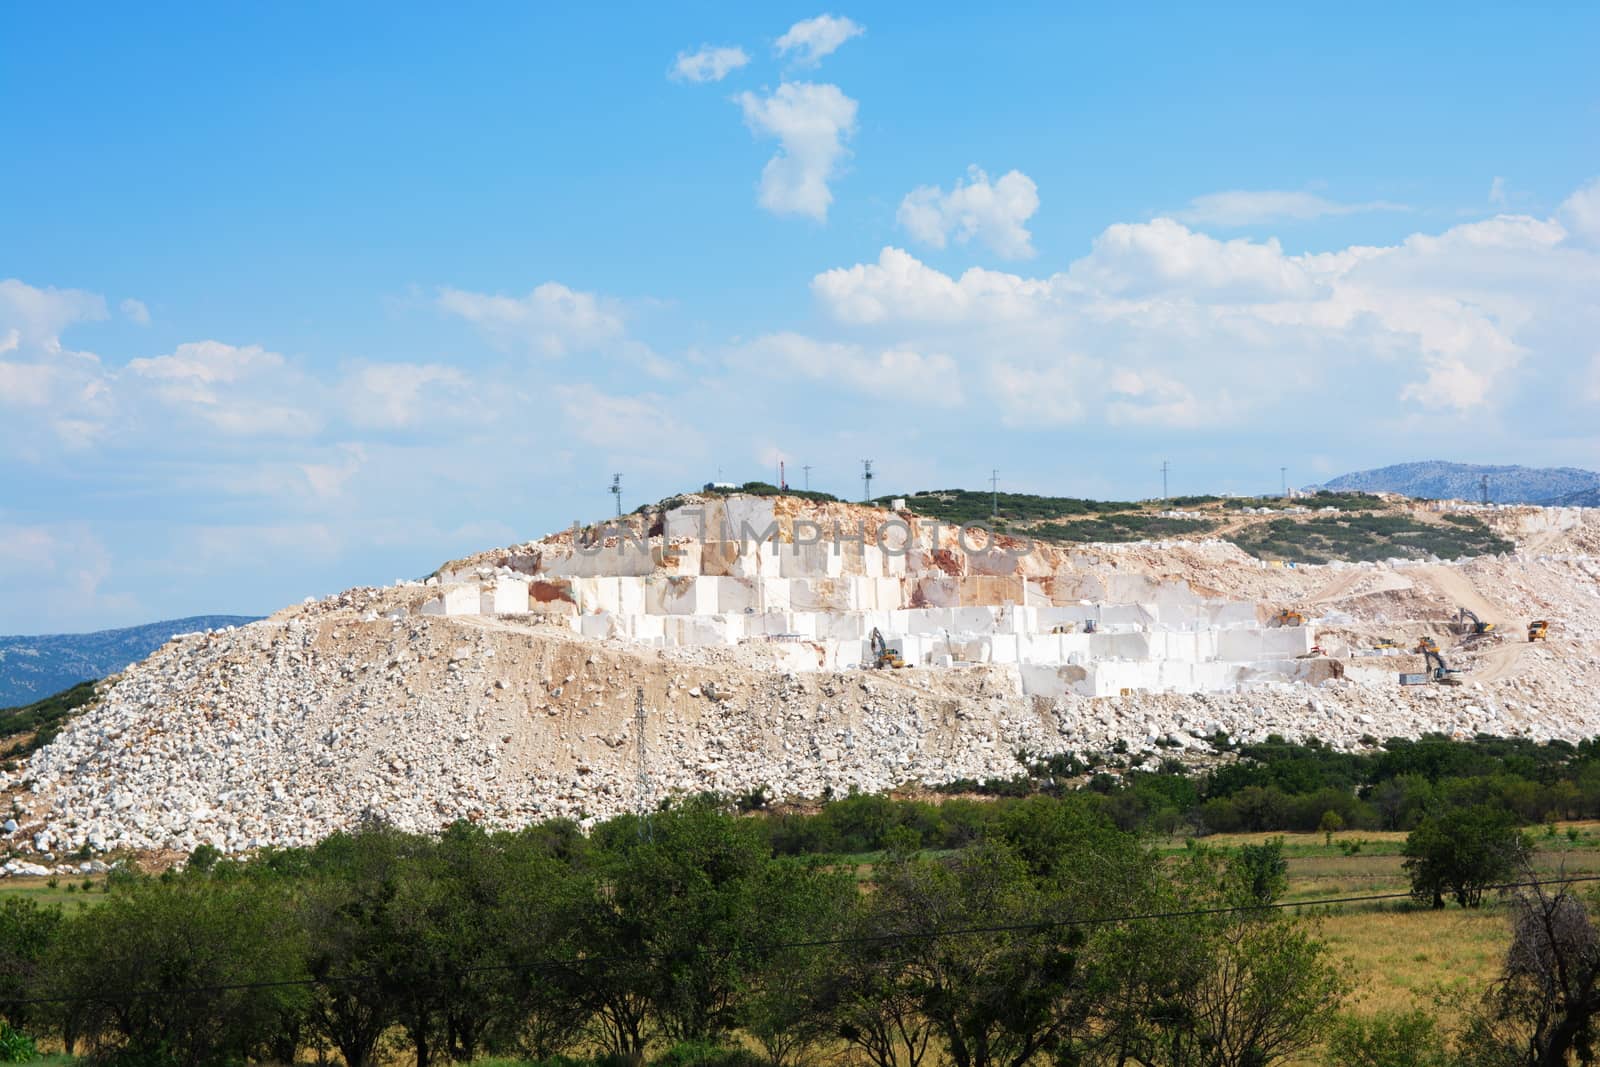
[10,874,1594,1008]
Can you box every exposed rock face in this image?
[3,497,1599,857]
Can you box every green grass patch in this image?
[883,489,1138,525]
[1231,513,1512,563]
[1033,515,1218,544]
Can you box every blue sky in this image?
[3,4,1599,633]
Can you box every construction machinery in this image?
[869,627,907,669]
[1413,637,1464,686]
[1455,608,1496,637]
[1528,620,1550,642]
[1271,609,1306,628]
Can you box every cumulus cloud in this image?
[1175,189,1408,227]
[897,167,1040,259]
[343,362,468,429]
[127,341,319,437]
[120,297,151,325]
[671,44,750,83]
[775,14,863,66]
[1560,178,1600,246]
[437,282,628,357]
[735,332,962,407]
[0,278,107,350]
[806,192,1600,425]
[553,384,704,457]
[736,82,858,221]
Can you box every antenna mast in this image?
[862,459,874,504]
[610,473,622,517]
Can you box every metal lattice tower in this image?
[610,473,622,517]
[862,459,874,503]
[634,687,652,835]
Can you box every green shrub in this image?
[0,1021,36,1064]
[650,1042,765,1067]
[1325,1010,1449,1067]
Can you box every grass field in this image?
[1172,824,1600,1020]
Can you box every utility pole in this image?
[635,687,652,839]
[610,473,622,517]
[1161,460,1169,504]
[862,459,874,503]
[802,464,812,492]
[990,469,1000,517]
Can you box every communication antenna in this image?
[780,460,787,491]
[1161,460,1170,503]
[990,469,1000,517]
[1481,474,1490,506]
[610,473,622,517]
[802,464,813,492]
[1281,466,1288,498]
[862,459,874,503]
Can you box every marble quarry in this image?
[424,496,1318,698]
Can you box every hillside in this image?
[1321,461,1600,504]
[0,616,260,706]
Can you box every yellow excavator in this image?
[1528,620,1550,642]
[870,627,908,669]
[1456,608,1495,637]
[1271,609,1306,627]
[1414,637,1464,686]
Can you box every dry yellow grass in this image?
[1316,904,1507,1017]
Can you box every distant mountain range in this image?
[1320,462,1600,506]
[0,616,260,707]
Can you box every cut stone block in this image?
[480,576,530,615]
[420,584,481,616]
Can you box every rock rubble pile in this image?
[3,498,1598,859]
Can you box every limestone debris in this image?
[3,495,1599,859]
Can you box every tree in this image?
[1460,878,1600,1067]
[1102,850,1348,1067]
[868,841,1112,1067]
[578,803,776,1054]
[299,824,427,1067]
[1403,804,1531,908]
[739,859,855,1067]
[0,897,61,1031]
[1230,838,1289,906]
[43,878,307,1067]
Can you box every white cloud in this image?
[736,82,857,221]
[734,332,962,407]
[128,339,284,384]
[1560,177,1600,246]
[1174,190,1408,227]
[897,167,1040,259]
[1070,218,1316,300]
[1489,176,1508,206]
[120,297,151,325]
[437,282,627,356]
[128,340,319,437]
[0,278,107,350]
[672,44,750,83]
[775,14,863,66]
[805,191,1600,425]
[344,362,468,429]
[553,384,703,455]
